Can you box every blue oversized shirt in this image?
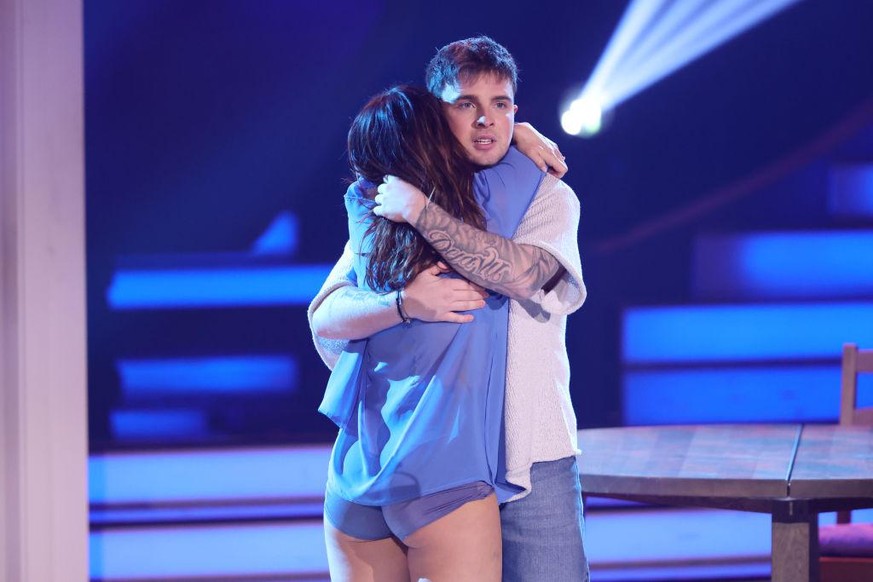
[321,147,544,505]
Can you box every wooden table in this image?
[577,424,873,582]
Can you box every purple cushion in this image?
[820,523,873,557]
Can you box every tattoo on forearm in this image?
[414,203,562,299]
[341,286,393,308]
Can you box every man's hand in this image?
[403,262,488,323]
[513,122,568,178]
[374,175,427,224]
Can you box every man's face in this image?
[440,73,517,168]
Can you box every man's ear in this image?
[513,104,518,114]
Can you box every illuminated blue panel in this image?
[252,211,298,255]
[829,165,873,217]
[693,231,873,299]
[623,366,842,425]
[89,445,330,504]
[117,355,296,396]
[584,508,771,581]
[110,409,208,440]
[623,302,873,363]
[106,264,333,309]
[90,521,327,579]
[90,501,323,526]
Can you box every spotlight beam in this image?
[563,0,803,136]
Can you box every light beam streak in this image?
[563,0,803,136]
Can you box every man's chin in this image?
[467,149,508,168]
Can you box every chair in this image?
[819,343,873,582]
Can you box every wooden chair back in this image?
[840,343,873,427]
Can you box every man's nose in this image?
[475,115,493,127]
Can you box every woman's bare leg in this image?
[404,493,501,582]
[324,520,410,582]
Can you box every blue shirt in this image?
[321,147,544,505]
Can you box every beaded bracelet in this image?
[395,289,412,325]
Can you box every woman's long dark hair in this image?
[348,85,485,292]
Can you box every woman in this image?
[320,85,540,581]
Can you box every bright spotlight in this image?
[561,96,604,137]
[561,0,802,137]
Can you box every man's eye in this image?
[495,101,509,109]
[457,101,475,109]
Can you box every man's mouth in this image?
[474,138,496,145]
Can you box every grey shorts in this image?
[324,481,493,541]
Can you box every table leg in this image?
[771,506,819,582]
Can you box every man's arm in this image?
[374,176,563,301]
[308,245,488,369]
[312,261,488,340]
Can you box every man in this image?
[309,36,588,581]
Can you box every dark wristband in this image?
[395,289,412,325]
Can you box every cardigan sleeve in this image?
[306,243,355,370]
[512,174,586,315]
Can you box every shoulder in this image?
[344,179,377,216]
[344,179,375,201]
[533,174,580,214]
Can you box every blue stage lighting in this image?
[90,521,327,579]
[89,446,330,504]
[694,230,873,299]
[624,366,843,425]
[110,409,208,440]
[562,0,802,136]
[623,302,873,363]
[252,211,299,255]
[116,355,297,396]
[106,264,333,309]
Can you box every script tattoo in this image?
[343,286,393,308]
[429,231,512,281]
[414,202,562,299]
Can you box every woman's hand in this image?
[513,122,568,178]
[373,175,428,224]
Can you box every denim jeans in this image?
[500,456,590,581]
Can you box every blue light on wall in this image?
[693,231,873,299]
[623,366,842,425]
[106,264,333,309]
[252,211,299,255]
[117,355,297,396]
[110,409,208,440]
[90,521,327,579]
[829,165,873,218]
[623,302,873,364]
[89,446,330,505]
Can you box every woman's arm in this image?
[513,122,568,178]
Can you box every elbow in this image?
[504,265,564,301]
[501,281,541,302]
[516,285,542,302]
[310,304,341,340]
[310,300,370,341]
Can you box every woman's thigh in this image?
[323,491,409,582]
[403,493,502,582]
[323,520,410,582]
